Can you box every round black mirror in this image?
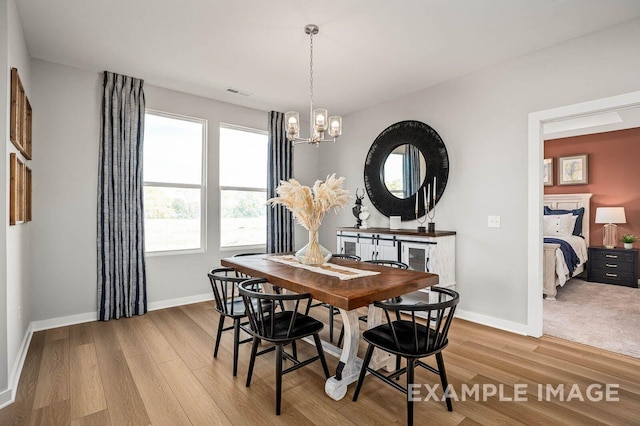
[364,120,449,221]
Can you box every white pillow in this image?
[543,214,576,236]
[566,214,578,236]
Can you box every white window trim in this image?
[144,109,208,256]
[219,123,268,250]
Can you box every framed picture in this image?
[9,154,17,225]
[10,68,32,159]
[558,154,588,185]
[9,153,26,225]
[543,158,553,186]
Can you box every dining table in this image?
[221,253,439,400]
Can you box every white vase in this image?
[624,242,633,249]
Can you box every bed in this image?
[543,193,593,300]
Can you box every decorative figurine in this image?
[352,188,365,228]
[359,206,370,229]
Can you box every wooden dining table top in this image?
[220,255,439,311]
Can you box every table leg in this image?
[324,309,360,400]
[367,304,395,373]
[323,305,394,400]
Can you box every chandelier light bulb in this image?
[328,116,342,138]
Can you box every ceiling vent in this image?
[226,87,251,96]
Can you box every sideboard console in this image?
[336,227,456,295]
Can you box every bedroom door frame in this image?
[527,90,640,337]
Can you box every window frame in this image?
[144,109,208,256]
[219,122,268,251]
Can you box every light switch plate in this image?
[488,216,501,228]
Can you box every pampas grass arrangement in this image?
[268,174,350,264]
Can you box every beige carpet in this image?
[543,278,640,358]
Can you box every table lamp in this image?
[595,207,626,248]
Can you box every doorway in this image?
[527,90,640,337]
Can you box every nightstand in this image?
[587,246,639,288]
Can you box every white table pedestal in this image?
[323,304,394,401]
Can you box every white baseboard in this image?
[455,309,529,336]
[0,388,11,410]
[0,324,34,410]
[148,292,213,311]
[31,311,98,332]
[28,293,214,333]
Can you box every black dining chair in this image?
[231,252,266,279]
[336,259,408,347]
[239,278,331,415]
[331,253,362,261]
[352,287,459,425]
[233,252,285,311]
[310,253,361,343]
[365,259,409,269]
[207,267,254,376]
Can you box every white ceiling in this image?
[544,106,640,139]
[15,0,640,115]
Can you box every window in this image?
[384,152,404,198]
[219,124,268,248]
[143,111,206,253]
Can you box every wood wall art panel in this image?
[9,154,30,226]
[10,67,32,159]
[9,154,17,226]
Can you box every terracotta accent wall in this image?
[544,127,640,247]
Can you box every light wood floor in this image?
[1,301,639,425]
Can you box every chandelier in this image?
[285,24,343,146]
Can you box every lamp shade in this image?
[595,207,626,224]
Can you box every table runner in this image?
[267,255,380,281]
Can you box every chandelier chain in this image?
[309,30,314,106]
[286,24,341,146]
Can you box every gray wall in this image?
[1,0,32,403]
[29,59,319,321]
[0,0,9,398]
[318,18,640,325]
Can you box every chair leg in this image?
[436,352,453,412]
[337,325,344,348]
[276,344,283,415]
[313,333,331,378]
[213,315,225,358]
[406,358,415,426]
[233,318,241,376]
[329,306,334,343]
[352,344,375,401]
[393,309,402,378]
[246,337,259,387]
[291,340,298,361]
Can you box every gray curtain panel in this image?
[403,144,421,198]
[267,111,294,253]
[97,71,147,321]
